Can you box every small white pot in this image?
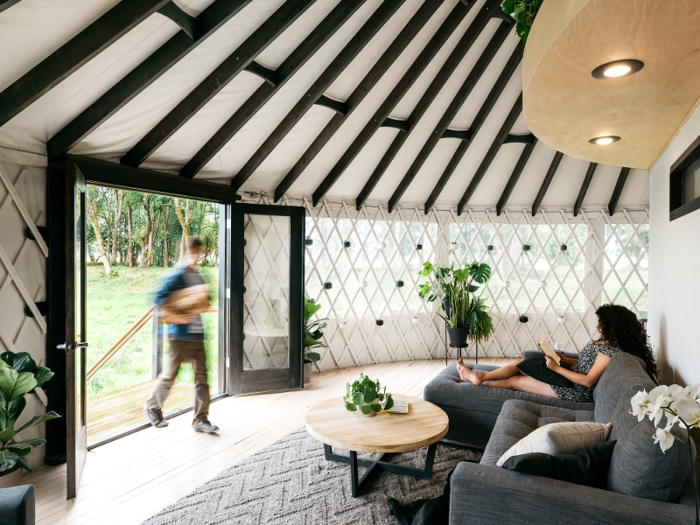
[0,466,22,489]
[303,360,312,385]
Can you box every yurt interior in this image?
[0,1,698,524]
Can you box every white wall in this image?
[0,153,48,470]
[649,104,700,389]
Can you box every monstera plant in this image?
[0,352,59,476]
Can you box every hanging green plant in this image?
[502,0,542,43]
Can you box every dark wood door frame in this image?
[45,156,238,460]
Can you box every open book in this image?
[537,338,561,365]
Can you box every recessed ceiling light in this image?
[591,59,644,79]
[589,136,621,145]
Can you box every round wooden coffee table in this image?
[305,395,449,497]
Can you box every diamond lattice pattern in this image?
[243,196,649,372]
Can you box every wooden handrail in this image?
[87,306,154,380]
[86,304,219,380]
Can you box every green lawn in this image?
[86,265,220,399]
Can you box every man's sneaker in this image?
[193,418,219,433]
[145,408,168,428]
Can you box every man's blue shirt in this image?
[155,265,205,340]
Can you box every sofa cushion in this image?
[481,400,595,466]
[424,363,594,448]
[592,352,655,424]
[496,421,613,466]
[501,439,617,488]
[605,385,694,502]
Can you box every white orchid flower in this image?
[653,423,676,453]
[671,396,700,427]
[690,383,700,400]
[630,390,650,422]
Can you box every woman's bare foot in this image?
[457,358,483,385]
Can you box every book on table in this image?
[384,401,409,414]
[537,338,561,365]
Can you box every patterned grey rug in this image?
[142,428,482,525]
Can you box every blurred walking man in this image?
[145,237,219,433]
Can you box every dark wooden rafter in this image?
[573,162,598,217]
[608,167,631,216]
[47,0,256,161]
[0,0,171,128]
[531,150,563,216]
[457,95,522,215]
[179,0,364,179]
[386,22,512,213]
[229,0,406,190]
[424,43,523,213]
[315,95,349,115]
[277,0,468,203]
[0,0,21,14]
[382,118,410,132]
[158,1,203,39]
[120,0,317,167]
[441,129,472,140]
[66,155,237,203]
[352,0,502,211]
[503,133,535,144]
[496,138,538,215]
[243,61,277,86]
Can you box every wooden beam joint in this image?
[381,118,409,132]
[243,61,278,86]
[158,1,203,39]
[315,95,349,115]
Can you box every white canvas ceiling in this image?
[0,0,649,212]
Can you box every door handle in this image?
[57,342,75,351]
[76,342,89,348]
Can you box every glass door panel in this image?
[243,214,290,371]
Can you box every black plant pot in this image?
[447,327,469,348]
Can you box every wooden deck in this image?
[87,380,212,443]
[27,358,516,525]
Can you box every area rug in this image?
[141,428,482,525]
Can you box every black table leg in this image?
[349,451,359,497]
[324,443,438,497]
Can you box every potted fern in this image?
[0,351,59,488]
[303,298,327,384]
[417,261,492,348]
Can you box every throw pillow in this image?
[496,421,613,467]
[502,440,617,488]
[516,354,574,388]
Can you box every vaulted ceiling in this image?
[0,0,649,214]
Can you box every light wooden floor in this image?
[26,358,515,525]
[87,380,207,443]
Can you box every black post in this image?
[45,162,68,464]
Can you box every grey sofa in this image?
[0,485,35,525]
[424,352,698,525]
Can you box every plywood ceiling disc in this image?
[522,0,700,169]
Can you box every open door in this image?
[61,164,88,499]
[230,204,304,394]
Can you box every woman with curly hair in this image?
[456,304,658,402]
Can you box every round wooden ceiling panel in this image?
[522,0,700,170]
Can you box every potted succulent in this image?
[303,298,327,385]
[0,351,59,488]
[343,374,393,417]
[417,261,492,348]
